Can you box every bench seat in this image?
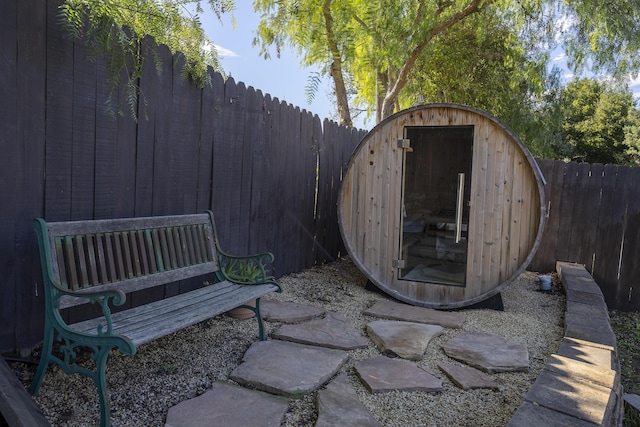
[72,280,279,346]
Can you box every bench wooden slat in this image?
[121,232,135,279]
[95,233,109,284]
[44,213,214,235]
[127,231,141,277]
[156,228,169,272]
[191,225,203,264]
[111,232,126,282]
[74,236,89,288]
[63,236,79,289]
[104,233,118,283]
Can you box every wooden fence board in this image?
[211,77,237,250]
[281,105,297,273]
[0,0,19,350]
[566,163,593,265]
[582,163,605,271]
[289,107,306,274]
[267,98,285,275]
[208,71,226,224]
[70,37,97,220]
[315,119,335,263]
[195,67,217,213]
[247,87,266,255]
[173,56,202,216]
[14,0,48,348]
[93,55,118,220]
[555,161,579,264]
[134,36,160,217]
[299,111,318,271]
[266,95,281,263]
[221,79,246,253]
[148,44,174,216]
[531,159,565,273]
[114,69,138,219]
[238,85,256,255]
[595,165,631,307]
[44,0,74,220]
[619,166,640,311]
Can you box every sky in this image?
[200,4,640,132]
[199,5,358,127]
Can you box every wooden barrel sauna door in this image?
[338,103,546,309]
[399,126,473,287]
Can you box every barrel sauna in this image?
[338,104,546,308]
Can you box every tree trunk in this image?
[324,0,352,127]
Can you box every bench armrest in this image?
[216,250,281,290]
[53,285,127,336]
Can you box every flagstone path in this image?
[165,298,538,426]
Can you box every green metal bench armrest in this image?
[205,210,281,290]
[217,250,281,290]
[51,285,127,337]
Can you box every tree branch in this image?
[380,0,490,118]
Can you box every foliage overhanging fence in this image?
[1,0,639,353]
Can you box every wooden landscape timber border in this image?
[0,356,50,427]
[507,261,624,427]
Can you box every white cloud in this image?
[213,44,238,58]
[552,52,567,62]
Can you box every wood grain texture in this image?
[338,104,545,308]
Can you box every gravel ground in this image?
[25,257,565,426]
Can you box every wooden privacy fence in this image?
[529,159,640,312]
[1,0,639,354]
[0,0,366,352]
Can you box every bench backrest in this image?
[34,212,221,309]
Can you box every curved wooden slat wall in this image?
[338,104,546,308]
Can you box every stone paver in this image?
[507,401,597,427]
[363,300,465,328]
[261,300,326,323]
[366,320,444,360]
[354,356,443,393]
[546,354,617,389]
[564,312,616,349]
[164,381,288,427]
[523,369,615,425]
[229,340,348,399]
[272,312,369,350]
[442,332,529,373]
[315,374,382,427]
[438,363,499,390]
[556,338,613,369]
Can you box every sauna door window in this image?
[398,126,473,286]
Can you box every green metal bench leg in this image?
[94,347,112,427]
[254,298,266,341]
[29,328,54,396]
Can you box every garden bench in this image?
[28,211,281,427]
